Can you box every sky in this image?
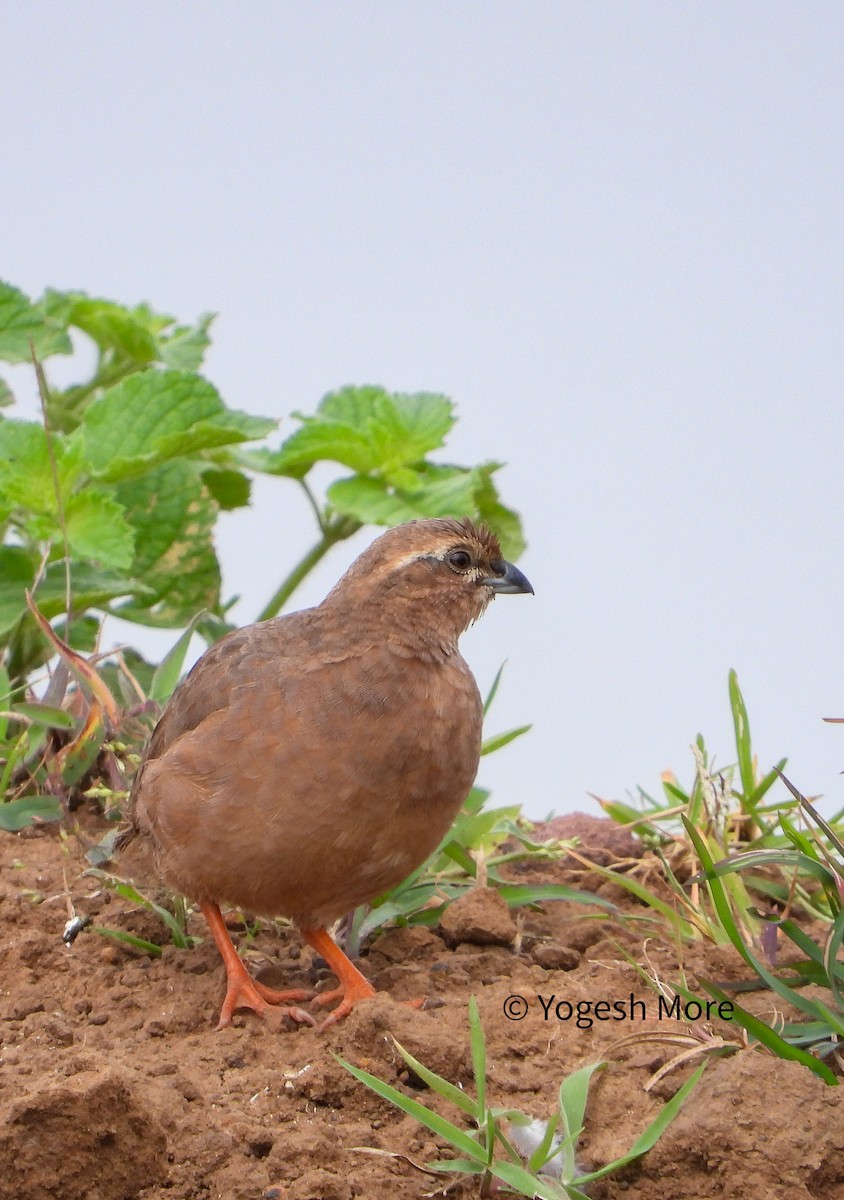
[3,3,844,820]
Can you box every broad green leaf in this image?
[200,467,252,510]
[268,386,455,477]
[67,296,159,362]
[269,420,377,476]
[327,468,480,526]
[474,465,525,560]
[0,794,62,831]
[0,378,13,406]
[0,546,39,637]
[81,370,274,482]
[0,552,146,641]
[0,418,85,516]
[64,491,135,570]
[0,280,72,363]
[159,312,215,370]
[115,460,221,625]
[36,559,146,617]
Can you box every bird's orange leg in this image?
[200,902,317,1030]
[302,926,377,1030]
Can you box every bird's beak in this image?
[480,560,534,595]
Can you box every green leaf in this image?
[328,467,480,526]
[67,296,159,362]
[93,927,163,957]
[0,546,39,637]
[558,1062,604,1159]
[481,725,532,756]
[0,280,73,363]
[0,418,84,517]
[11,703,76,730]
[200,467,252,510]
[336,1055,487,1162]
[115,460,221,625]
[468,996,487,1116]
[0,551,146,641]
[269,386,455,477]
[64,491,135,570]
[0,377,14,407]
[575,1064,707,1184]
[729,670,755,799]
[474,465,526,560]
[496,883,617,912]
[700,980,838,1085]
[149,611,207,704]
[390,1038,478,1118]
[0,662,11,740]
[81,370,275,483]
[159,312,215,370]
[0,794,62,831]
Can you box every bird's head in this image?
[325,517,533,653]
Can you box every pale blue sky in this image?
[4,4,844,818]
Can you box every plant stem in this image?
[256,515,361,621]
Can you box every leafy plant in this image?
[687,775,844,1085]
[0,279,524,832]
[581,671,795,946]
[0,280,522,690]
[339,995,705,1198]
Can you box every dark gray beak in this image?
[480,560,534,595]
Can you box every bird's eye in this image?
[447,549,473,571]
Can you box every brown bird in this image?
[118,517,532,1030]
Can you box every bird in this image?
[117,516,533,1031]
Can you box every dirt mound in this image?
[1,821,840,1199]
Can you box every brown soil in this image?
[1,813,843,1200]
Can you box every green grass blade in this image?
[825,910,844,1009]
[149,610,207,703]
[683,816,832,1021]
[481,725,532,756]
[497,883,617,912]
[575,1063,706,1183]
[483,662,506,715]
[557,1061,604,1178]
[390,1039,478,1118]
[729,670,756,801]
[468,996,487,1116]
[93,926,163,956]
[701,980,838,1085]
[486,1158,570,1200]
[335,1056,487,1162]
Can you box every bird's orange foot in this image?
[217,972,317,1030]
[200,901,317,1030]
[303,926,377,1031]
[311,974,377,1031]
